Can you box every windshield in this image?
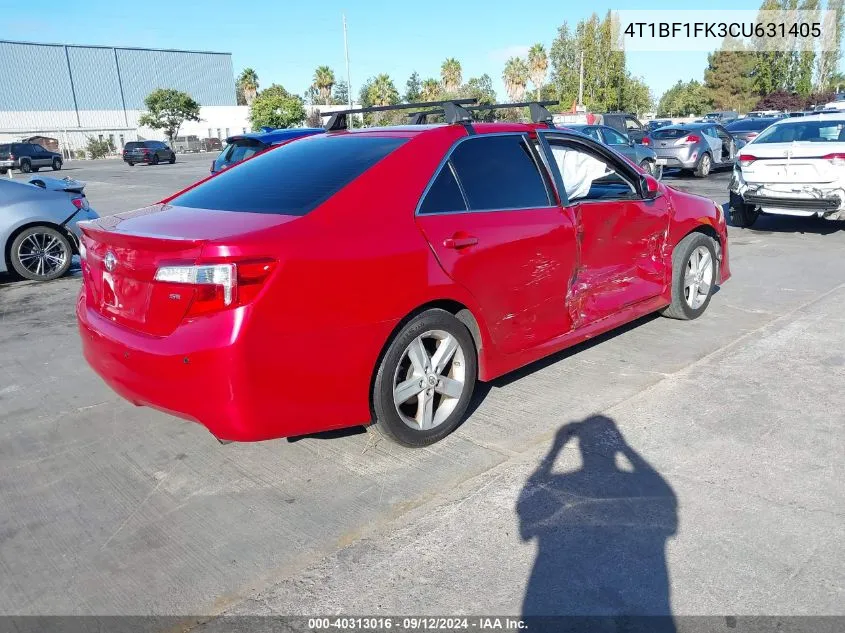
[753,120,845,143]
[174,134,407,215]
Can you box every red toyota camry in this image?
[77,105,730,447]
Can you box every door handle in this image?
[443,235,478,249]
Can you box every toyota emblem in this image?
[104,251,117,272]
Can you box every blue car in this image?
[211,127,324,174]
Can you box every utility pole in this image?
[343,13,353,123]
[578,50,584,108]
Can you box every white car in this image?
[729,114,845,227]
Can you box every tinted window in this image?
[172,135,406,215]
[449,135,550,210]
[602,128,629,145]
[0,144,9,154]
[419,162,466,214]
[652,128,690,140]
[726,118,778,131]
[226,139,266,165]
[124,142,143,150]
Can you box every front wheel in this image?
[169,153,176,164]
[661,232,718,321]
[10,226,73,281]
[694,152,711,178]
[52,158,62,171]
[371,309,478,447]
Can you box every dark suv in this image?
[122,140,176,166]
[0,143,63,174]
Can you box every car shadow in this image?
[518,415,677,632]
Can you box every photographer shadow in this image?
[518,415,677,633]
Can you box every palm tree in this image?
[313,66,336,106]
[238,68,259,105]
[421,78,441,101]
[367,74,399,106]
[440,58,462,94]
[502,57,529,102]
[527,44,548,100]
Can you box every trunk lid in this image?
[741,142,844,184]
[79,204,294,336]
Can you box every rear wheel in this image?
[169,153,176,164]
[661,232,718,321]
[640,159,663,181]
[693,152,711,178]
[371,309,478,447]
[9,226,73,281]
[127,161,134,167]
[729,193,759,228]
[52,158,62,171]
[151,154,159,165]
[0,168,6,175]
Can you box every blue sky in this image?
[2,0,760,105]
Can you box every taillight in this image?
[682,134,701,144]
[8,153,15,160]
[642,136,650,145]
[72,197,89,211]
[822,152,845,165]
[739,154,757,166]
[745,132,759,140]
[154,260,275,317]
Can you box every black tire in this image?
[151,154,160,165]
[661,232,718,321]
[639,159,663,181]
[19,159,31,173]
[9,226,73,281]
[52,158,62,171]
[729,193,759,228]
[693,152,712,178]
[371,308,478,447]
[127,161,134,166]
[169,153,176,164]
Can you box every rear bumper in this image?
[76,290,392,441]
[123,155,151,163]
[651,147,698,169]
[0,160,17,168]
[730,169,845,217]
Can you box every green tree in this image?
[657,80,712,116]
[137,88,201,144]
[421,78,441,101]
[503,56,529,101]
[704,37,757,111]
[237,68,259,105]
[366,74,400,106]
[85,136,114,159]
[816,0,845,90]
[313,66,335,106]
[441,58,462,94]
[549,22,579,108]
[621,74,653,116]
[332,79,349,105]
[303,85,319,105]
[527,44,548,100]
[461,74,497,104]
[249,84,305,130]
[794,0,819,95]
[404,72,422,102]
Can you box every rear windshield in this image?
[225,138,266,164]
[0,144,9,153]
[651,128,690,139]
[726,119,778,131]
[172,134,407,215]
[754,120,845,143]
[124,142,143,150]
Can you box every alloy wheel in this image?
[392,330,467,431]
[684,245,714,310]
[16,232,69,279]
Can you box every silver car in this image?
[566,124,663,179]
[646,122,740,177]
[1,176,99,281]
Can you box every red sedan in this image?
[77,112,730,447]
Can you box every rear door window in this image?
[418,162,467,214]
[448,135,551,210]
[172,135,407,215]
[602,128,630,145]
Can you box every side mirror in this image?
[641,174,661,199]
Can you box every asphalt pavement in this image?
[0,155,842,622]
